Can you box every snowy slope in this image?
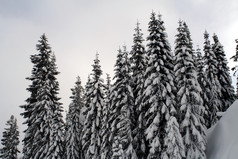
[206,100,238,159]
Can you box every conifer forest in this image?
[1,11,238,159]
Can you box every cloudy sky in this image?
[0,0,238,151]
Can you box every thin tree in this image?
[0,115,20,159]
[65,76,84,159]
[195,47,210,129]
[174,21,206,159]
[231,39,238,95]
[212,34,236,112]
[81,53,105,159]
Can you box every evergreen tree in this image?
[174,21,206,159]
[65,76,84,159]
[195,47,210,129]
[130,21,147,159]
[81,53,105,159]
[0,115,20,159]
[46,53,65,159]
[212,34,235,111]
[100,74,111,159]
[142,12,180,158]
[110,46,137,159]
[20,54,40,159]
[231,39,238,95]
[20,34,65,159]
[203,31,222,128]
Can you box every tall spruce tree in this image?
[0,115,20,159]
[174,21,206,159]
[110,46,137,159]
[100,74,111,159]
[231,39,238,95]
[130,21,147,159]
[142,12,180,158]
[212,34,235,111]
[203,31,222,128]
[65,76,84,159]
[81,53,105,159]
[21,34,65,159]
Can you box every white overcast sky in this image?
[0,0,238,150]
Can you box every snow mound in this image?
[206,100,238,159]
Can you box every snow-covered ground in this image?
[206,100,238,159]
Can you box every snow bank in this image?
[206,100,238,159]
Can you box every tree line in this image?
[1,11,238,159]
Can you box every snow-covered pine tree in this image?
[21,34,65,159]
[81,53,105,159]
[46,53,65,159]
[130,21,147,159]
[82,75,92,120]
[65,76,84,159]
[174,21,206,159]
[141,12,179,158]
[203,31,222,128]
[100,74,111,159]
[195,47,205,87]
[20,54,40,159]
[110,46,137,159]
[0,115,20,159]
[231,39,238,95]
[212,34,236,111]
[195,47,210,129]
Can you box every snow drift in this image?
[206,100,238,159]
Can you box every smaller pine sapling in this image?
[0,115,20,159]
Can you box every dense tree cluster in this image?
[9,11,236,159]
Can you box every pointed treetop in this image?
[136,20,140,27]
[122,45,127,52]
[204,30,209,39]
[158,12,162,20]
[213,33,219,43]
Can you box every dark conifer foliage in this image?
[231,39,238,95]
[81,53,105,159]
[100,74,111,159]
[20,34,65,159]
[130,21,147,159]
[65,76,84,159]
[0,115,20,159]
[203,31,222,128]
[110,46,137,158]
[142,12,179,158]
[174,21,206,158]
[212,34,236,112]
[195,47,210,129]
